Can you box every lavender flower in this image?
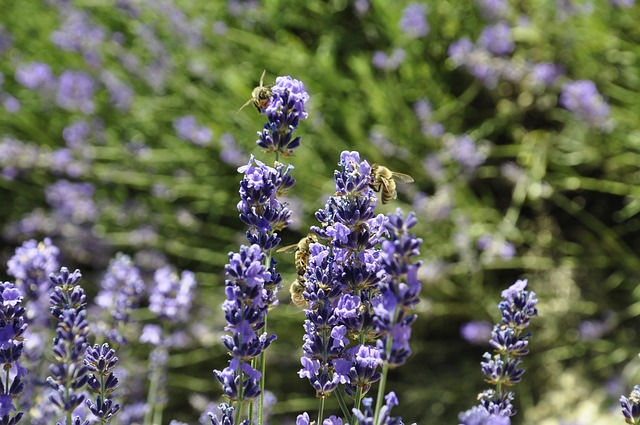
[174,115,213,146]
[47,267,90,415]
[459,405,511,425]
[475,0,510,20]
[351,393,404,425]
[445,134,487,172]
[620,385,640,424]
[56,71,97,114]
[207,403,248,425]
[100,70,134,111]
[15,62,55,91]
[84,343,120,423]
[478,22,514,56]
[460,321,493,345]
[257,75,309,158]
[0,282,27,424]
[529,62,563,87]
[399,4,429,38]
[559,80,611,129]
[448,38,474,67]
[94,254,145,344]
[45,180,98,224]
[214,244,274,402]
[51,8,106,67]
[7,238,60,302]
[372,49,407,71]
[459,279,538,422]
[149,266,196,324]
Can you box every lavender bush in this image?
[1,0,640,423]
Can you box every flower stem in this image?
[317,396,325,425]
[373,335,393,425]
[335,387,352,424]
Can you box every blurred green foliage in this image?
[2,0,640,423]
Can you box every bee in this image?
[370,163,415,204]
[237,70,273,113]
[277,234,318,308]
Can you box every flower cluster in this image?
[84,343,120,423]
[0,282,27,424]
[47,267,90,417]
[459,279,538,424]
[93,253,145,344]
[559,80,611,130]
[297,151,423,424]
[257,76,309,158]
[214,245,275,402]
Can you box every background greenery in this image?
[1,0,640,423]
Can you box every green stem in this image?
[317,396,326,425]
[257,315,268,425]
[143,351,160,425]
[335,387,352,424]
[373,326,394,425]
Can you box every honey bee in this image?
[370,163,414,204]
[277,234,318,308]
[237,70,273,113]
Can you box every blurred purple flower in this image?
[478,22,514,56]
[530,62,563,87]
[218,133,246,166]
[461,321,493,345]
[173,115,212,146]
[15,62,56,90]
[372,48,406,71]
[3,95,20,113]
[212,21,228,35]
[560,80,611,128]
[63,120,91,149]
[0,26,13,54]
[610,0,634,6]
[56,71,97,114]
[101,70,134,111]
[51,9,106,67]
[149,267,196,323]
[448,37,474,66]
[7,238,60,302]
[354,0,370,15]
[45,180,98,224]
[475,0,510,20]
[446,135,486,171]
[400,3,429,38]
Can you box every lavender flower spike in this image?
[257,75,309,158]
[84,343,121,423]
[459,279,538,423]
[620,385,640,425]
[0,282,27,424]
[47,267,90,415]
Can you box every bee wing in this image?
[391,172,414,183]
[259,69,266,86]
[276,243,299,253]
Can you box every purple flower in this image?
[620,385,640,424]
[173,115,212,146]
[94,253,145,344]
[47,267,90,415]
[101,70,134,111]
[84,343,120,422]
[445,134,486,171]
[0,26,12,55]
[459,405,511,425]
[372,49,407,71]
[460,321,493,345]
[45,180,98,224]
[559,80,611,128]
[610,0,635,6]
[149,267,196,323]
[3,95,20,113]
[475,0,510,20]
[530,62,563,87]
[257,75,309,158]
[399,4,429,38]
[56,70,97,114]
[0,281,27,423]
[460,279,538,422]
[448,38,474,66]
[7,238,60,303]
[51,9,106,67]
[15,62,55,90]
[478,22,514,56]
